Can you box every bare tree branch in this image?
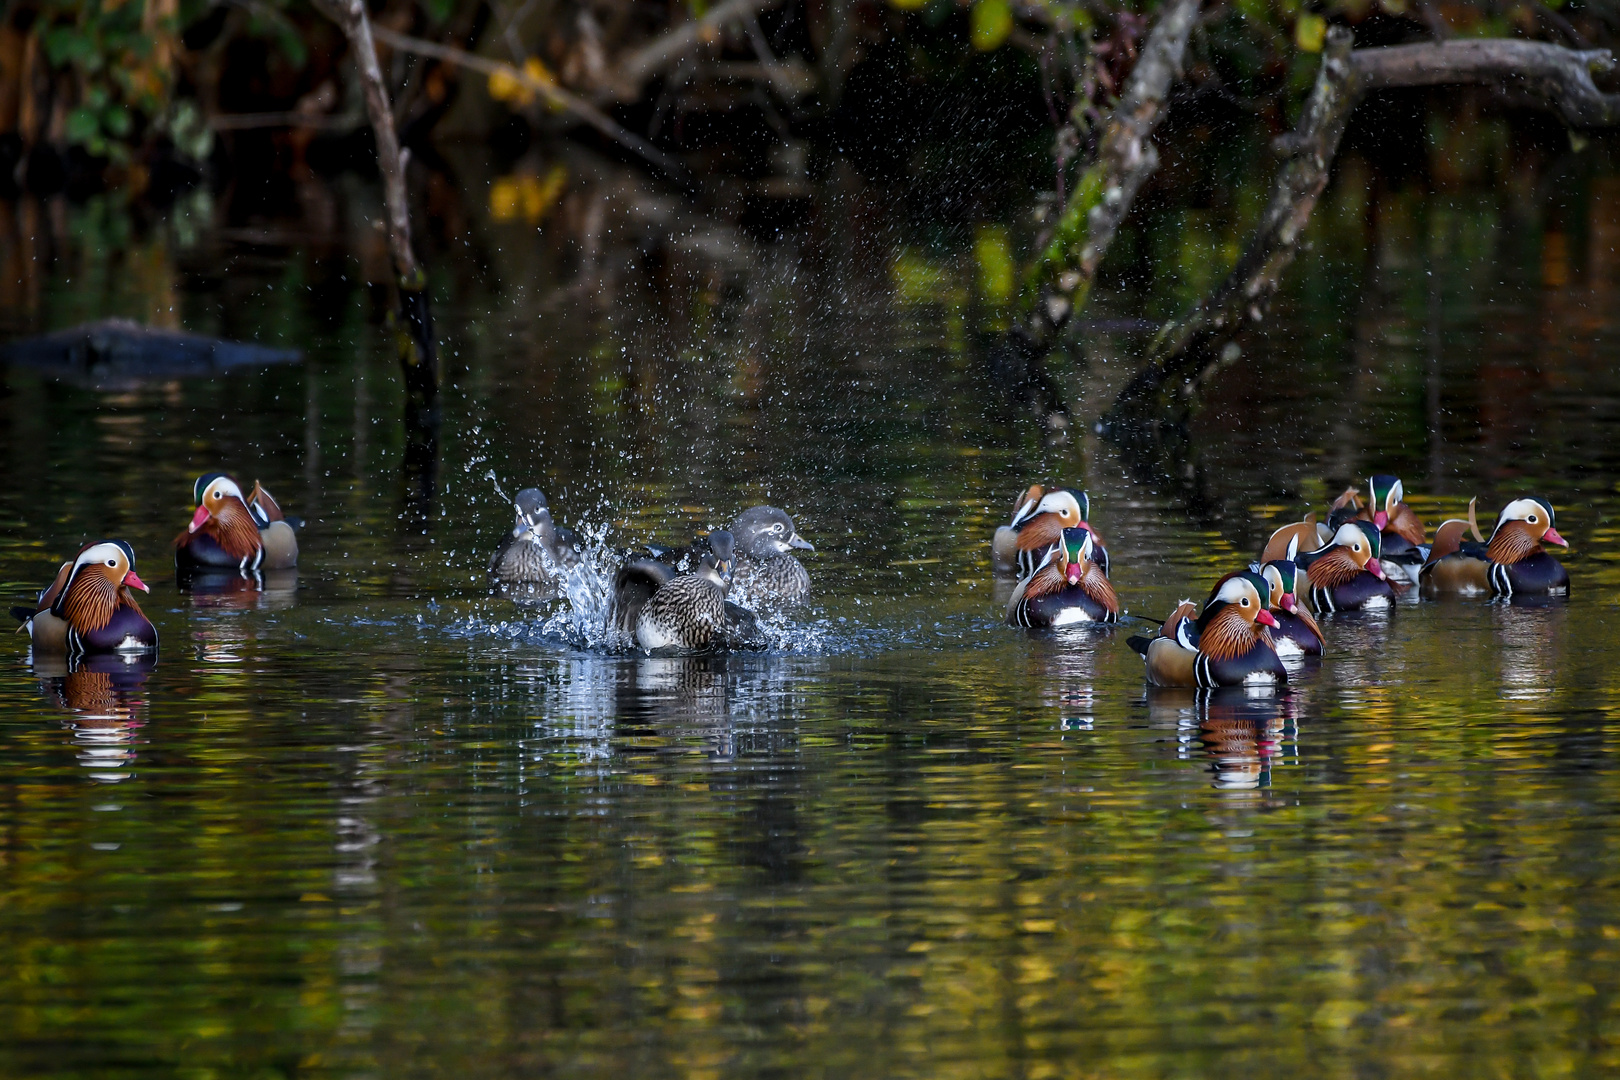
[319,0,438,411]
[1112,31,1620,417]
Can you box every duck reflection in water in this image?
[532,653,810,759]
[178,567,298,610]
[1492,598,1566,702]
[1146,685,1294,790]
[34,652,155,782]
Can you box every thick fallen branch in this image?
[1017,0,1202,345]
[369,26,690,182]
[324,0,439,414]
[1112,30,1620,415]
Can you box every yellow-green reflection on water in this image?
[1,155,1620,1077]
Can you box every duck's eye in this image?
[1528,515,1539,524]
[106,559,118,567]
[1240,597,1250,607]
[212,489,224,500]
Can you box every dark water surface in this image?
[4,155,1620,1077]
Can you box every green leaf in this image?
[102,105,132,138]
[970,0,1013,50]
[64,107,100,145]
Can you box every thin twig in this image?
[369,25,691,181]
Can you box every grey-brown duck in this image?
[488,488,582,600]
[613,531,766,651]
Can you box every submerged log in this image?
[1112,30,1620,417]
[2,319,300,388]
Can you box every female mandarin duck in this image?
[1300,521,1394,612]
[176,473,298,572]
[1421,497,1569,597]
[992,486,1110,578]
[613,531,765,651]
[1127,573,1285,688]
[1006,526,1119,627]
[488,487,582,600]
[12,541,156,657]
[726,506,815,603]
[1354,475,1426,584]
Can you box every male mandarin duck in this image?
[1421,497,1569,597]
[726,506,815,603]
[613,531,765,651]
[992,485,1110,578]
[488,487,582,600]
[12,541,157,657]
[1299,521,1394,612]
[1205,562,1323,659]
[1261,512,1332,564]
[1257,559,1324,657]
[1354,474,1426,584]
[1127,573,1285,688]
[1005,526,1119,627]
[175,472,298,572]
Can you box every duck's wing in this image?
[721,601,770,650]
[247,481,285,525]
[612,558,675,633]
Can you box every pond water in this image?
[3,145,1620,1078]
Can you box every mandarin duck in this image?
[12,541,157,657]
[1261,512,1333,564]
[175,473,298,572]
[992,486,1110,578]
[1257,559,1324,657]
[1126,573,1285,688]
[726,506,814,603]
[488,487,582,600]
[612,531,766,651]
[1204,563,1322,659]
[1353,474,1426,584]
[1421,497,1568,597]
[1005,526,1119,627]
[1299,521,1394,611]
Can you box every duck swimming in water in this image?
[487,487,582,601]
[1354,474,1426,585]
[1127,574,1285,688]
[175,472,298,573]
[612,531,765,651]
[1300,521,1394,612]
[13,541,156,658]
[726,506,815,603]
[1421,496,1569,597]
[1005,526,1119,628]
[992,486,1110,579]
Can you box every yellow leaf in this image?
[1295,13,1326,53]
[971,0,1013,50]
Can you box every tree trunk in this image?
[1018,0,1202,346]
